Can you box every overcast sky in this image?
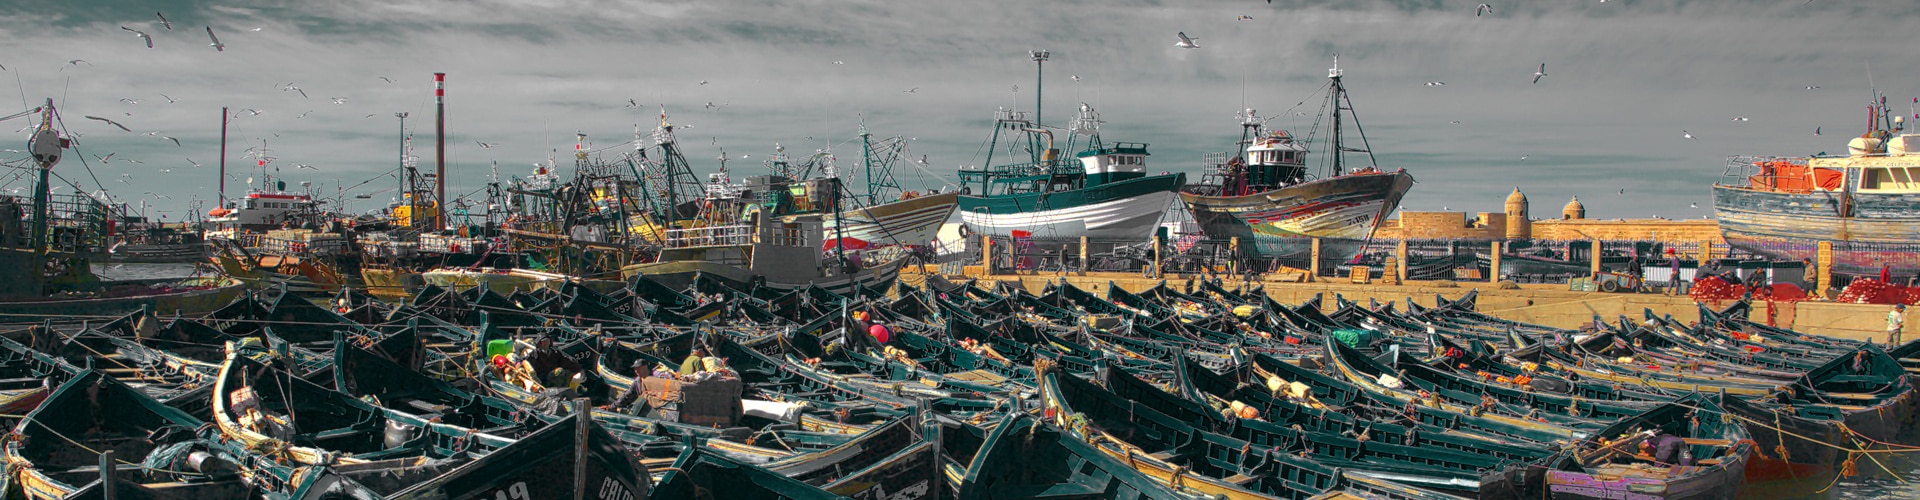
[1,0,1916,223]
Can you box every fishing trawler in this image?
[0,99,243,319]
[1180,58,1413,264]
[1713,97,1920,276]
[762,126,959,251]
[956,51,1186,243]
[617,117,905,296]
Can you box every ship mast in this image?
[26,99,59,256]
[1329,57,1344,178]
[1323,56,1381,180]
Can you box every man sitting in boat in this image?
[520,336,581,388]
[679,347,709,375]
[1637,431,1693,466]
[601,360,653,416]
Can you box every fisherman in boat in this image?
[602,360,653,416]
[1638,431,1693,466]
[679,346,708,375]
[520,336,581,388]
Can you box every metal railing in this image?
[662,224,754,248]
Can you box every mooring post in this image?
[1079,236,1089,274]
[1816,241,1833,299]
[1395,240,1409,283]
[573,398,590,500]
[100,450,116,500]
[1490,241,1503,283]
[1590,239,1603,278]
[1308,238,1321,282]
[982,236,994,275]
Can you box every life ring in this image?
[957,224,973,238]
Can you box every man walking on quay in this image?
[1889,304,1906,347]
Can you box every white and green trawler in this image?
[956,50,1186,243]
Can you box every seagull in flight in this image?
[281,83,307,98]
[155,12,172,30]
[1531,63,1547,84]
[1476,3,1493,16]
[205,27,224,52]
[1690,202,1698,208]
[120,98,141,104]
[295,164,317,170]
[187,158,201,168]
[833,60,845,65]
[475,141,496,149]
[1730,116,1749,122]
[1174,32,1200,49]
[159,136,179,146]
[160,93,177,104]
[62,59,92,70]
[1683,130,1696,139]
[626,99,638,108]
[903,87,918,94]
[242,108,263,116]
[1424,81,1445,87]
[378,76,394,84]
[698,80,709,85]
[1070,75,1082,82]
[296,110,313,119]
[1618,189,1626,195]
[705,102,728,110]
[1814,126,1822,136]
[329,97,347,105]
[1237,15,1253,21]
[1805,85,1820,90]
[85,116,132,132]
[122,27,153,48]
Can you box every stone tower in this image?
[1504,187,1529,239]
[1562,196,1586,220]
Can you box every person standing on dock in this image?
[1889,304,1906,347]
[1666,249,1682,294]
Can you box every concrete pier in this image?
[902,268,1906,342]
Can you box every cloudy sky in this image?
[1,0,1915,223]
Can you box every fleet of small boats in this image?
[0,269,1909,498]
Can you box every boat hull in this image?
[0,277,247,322]
[812,191,958,248]
[1713,184,1920,275]
[108,242,208,263]
[420,268,623,296]
[1181,170,1413,260]
[959,173,1185,242]
[622,258,903,296]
